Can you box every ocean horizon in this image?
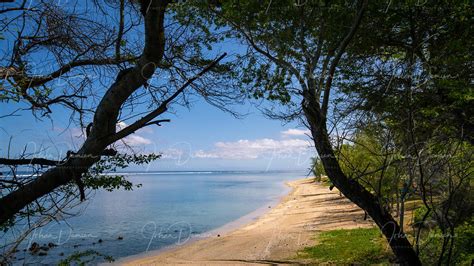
[5,170,307,264]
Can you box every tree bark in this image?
[0,158,61,166]
[0,0,169,226]
[302,96,421,265]
[0,1,227,227]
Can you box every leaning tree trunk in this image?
[302,98,421,265]
[0,0,228,227]
[0,1,168,226]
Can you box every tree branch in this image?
[0,0,169,226]
[0,0,31,14]
[321,0,367,117]
[115,0,126,61]
[1,57,138,89]
[143,119,171,127]
[0,158,62,166]
[216,11,308,91]
[108,52,227,143]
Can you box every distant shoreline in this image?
[115,178,375,265]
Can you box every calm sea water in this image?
[7,170,306,265]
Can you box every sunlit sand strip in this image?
[116,178,375,265]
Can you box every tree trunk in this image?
[302,99,421,265]
[0,0,168,227]
[396,184,400,217]
[400,194,406,233]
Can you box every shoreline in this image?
[117,178,375,265]
[204,179,292,237]
[114,179,294,265]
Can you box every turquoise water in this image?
[7,170,305,264]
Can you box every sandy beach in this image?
[119,178,375,265]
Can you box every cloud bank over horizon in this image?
[154,128,314,168]
[192,137,312,160]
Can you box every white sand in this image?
[118,178,375,265]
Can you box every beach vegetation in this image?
[300,227,392,264]
[185,0,472,264]
[58,249,114,266]
[0,0,472,264]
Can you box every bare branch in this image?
[109,52,227,143]
[0,0,169,226]
[115,0,126,60]
[143,119,171,127]
[1,57,138,89]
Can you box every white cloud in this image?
[122,135,152,145]
[281,128,311,137]
[116,121,127,130]
[116,120,153,133]
[63,121,153,147]
[114,121,154,146]
[193,138,312,160]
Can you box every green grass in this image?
[299,227,392,264]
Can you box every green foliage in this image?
[413,205,430,226]
[418,218,474,265]
[58,249,114,266]
[342,1,474,144]
[311,157,326,180]
[300,228,392,264]
[335,126,401,199]
[0,218,15,233]
[83,175,137,192]
[183,0,365,105]
[1,153,161,233]
[180,1,473,263]
[452,219,474,265]
[311,157,334,187]
[82,153,160,191]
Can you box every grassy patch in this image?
[299,227,392,264]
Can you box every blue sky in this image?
[0,96,314,171]
[0,1,315,172]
